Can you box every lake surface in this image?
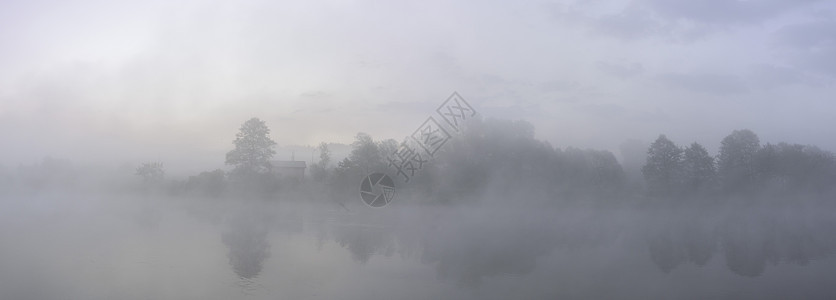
[2,194,836,299]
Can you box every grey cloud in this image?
[658,72,749,95]
[548,4,666,41]
[643,0,822,24]
[475,74,510,87]
[596,61,644,79]
[633,108,672,123]
[574,103,627,119]
[539,80,580,92]
[479,103,542,121]
[747,64,804,88]
[592,9,661,40]
[299,90,333,99]
[376,101,436,113]
[773,20,836,77]
[551,0,824,41]
[775,20,836,48]
[810,9,835,20]
[3,0,836,168]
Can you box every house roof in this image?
[270,160,307,168]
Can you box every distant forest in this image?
[2,117,835,205]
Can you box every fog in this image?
[3,0,836,299]
[4,188,836,299]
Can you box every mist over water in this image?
[2,189,836,299]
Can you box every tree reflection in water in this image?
[648,208,836,277]
[327,207,604,287]
[332,224,395,264]
[419,212,559,287]
[222,212,272,280]
[648,218,717,273]
[211,201,836,290]
[323,204,836,284]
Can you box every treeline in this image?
[643,130,836,200]
[2,117,835,204]
[319,121,836,204]
[323,117,626,204]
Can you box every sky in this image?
[1,0,834,175]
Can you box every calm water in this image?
[2,194,836,299]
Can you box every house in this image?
[270,160,306,181]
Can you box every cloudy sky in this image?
[1,0,834,174]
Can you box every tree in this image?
[642,135,683,197]
[682,143,716,195]
[717,129,760,194]
[378,139,398,162]
[348,132,384,174]
[136,162,165,184]
[185,169,226,197]
[756,143,836,194]
[587,149,627,195]
[311,142,331,182]
[331,133,395,191]
[317,142,331,167]
[225,118,277,177]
